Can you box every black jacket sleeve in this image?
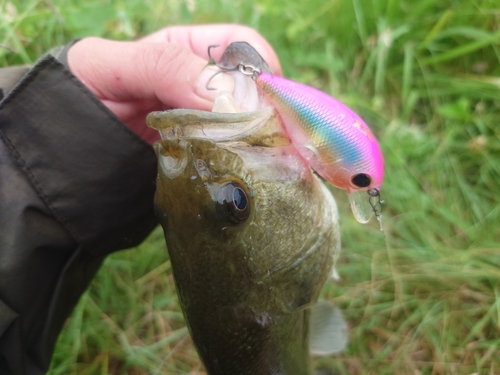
[0,54,159,374]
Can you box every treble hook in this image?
[368,188,385,231]
[207,45,225,67]
[206,45,238,90]
[367,188,383,217]
[205,45,261,90]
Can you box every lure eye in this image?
[216,182,251,224]
[351,173,372,188]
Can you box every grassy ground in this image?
[2,0,500,374]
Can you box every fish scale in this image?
[255,72,384,194]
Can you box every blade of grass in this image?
[419,29,500,67]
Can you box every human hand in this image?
[67,25,282,145]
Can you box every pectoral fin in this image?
[309,300,348,356]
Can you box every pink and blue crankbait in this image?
[207,45,385,227]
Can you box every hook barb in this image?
[205,44,241,91]
[207,44,221,65]
[205,70,226,91]
[368,188,384,231]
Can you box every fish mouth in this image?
[148,44,278,144]
[148,92,289,147]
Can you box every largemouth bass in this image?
[147,92,346,374]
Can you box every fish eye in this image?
[351,173,372,188]
[215,182,250,224]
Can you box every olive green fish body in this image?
[148,94,341,374]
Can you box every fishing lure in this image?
[207,45,384,227]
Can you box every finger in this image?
[121,112,162,145]
[68,37,235,111]
[140,24,282,76]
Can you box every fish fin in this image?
[330,267,340,281]
[309,300,348,356]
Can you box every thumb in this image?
[68,37,234,111]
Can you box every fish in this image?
[207,43,385,226]
[147,91,347,374]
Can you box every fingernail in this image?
[196,66,235,102]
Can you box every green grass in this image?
[2,0,500,373]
